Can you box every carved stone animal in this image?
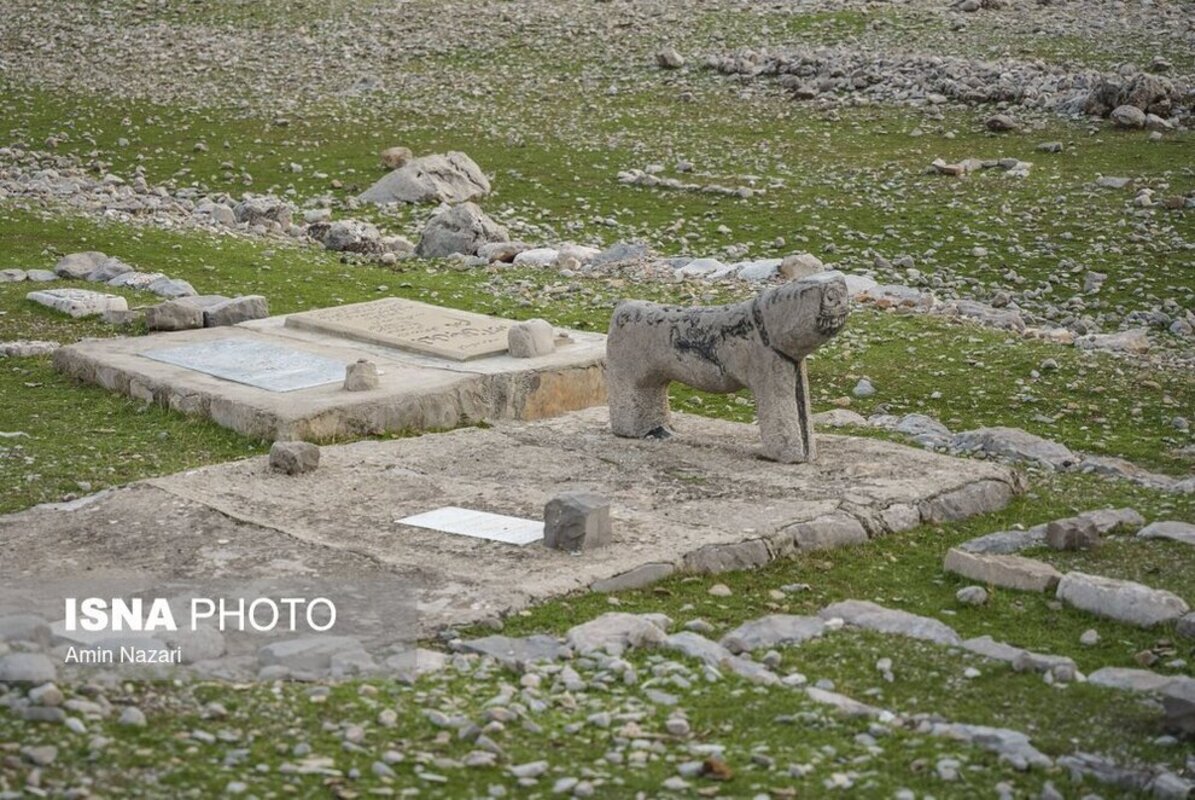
[606,272,849,463]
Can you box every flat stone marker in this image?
[286,298,517,361]
[142,339,346,392]
[27,288,128,318]
[398,506,544,546]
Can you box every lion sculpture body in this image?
[605,271,849,463]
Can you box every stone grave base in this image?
[51,312,607,441]
[0,408,1022,635]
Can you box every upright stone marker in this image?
[286,298,515,361]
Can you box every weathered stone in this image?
[819,600,961,645]
[779,252,825,281]
[656,46,684,69]
[952,427,1076,470]
[811,409,867,428]
[543,491,611,552]
[0,268,27,282]
[985,113,1019,132]
[590,241,648,266]
[662,631,733,667]
[257,635,367,672]
[919,479,1016,523]
[25,269,57,282]
[607,272,848,463]
[269,441,320,475]
[108,270,166,290]
[508,319,555,359]
[0,614,50,644]
[203,295,268,327]
[1045,516,1100,550]
[787,514,868,550]
[944,548,1061,591]
[233,196,293,227]
[720,615,825,654]
[360,152,490,205]
[806,687,886,718]
[456,635,564,669]
[566,612,668,655]
[1137,520,1195,546]
[415,202,509,258]
[1056,572,1189,627]
[1177,613,1195,640]
[54,251,108,279]
[1161,678,1195,738]
[27,288,129,318]
[682,540,770,573]
[146,299,204,332]
[86,258,134,283]
[955,586,988,605]
[1110,104,1147,129]
[343,359,380,392]
[0,340,60,358]
[320,219,384,254]
[926,723,1051,769]
[1087,667,1176,693]
[1075,328,1149,354]
[962,636,1075,674]
[380,146,413,170]
[0,652,57,683]
[148,276,197,298]
[591,563,675,593]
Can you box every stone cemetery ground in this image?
[1,0,1194,796]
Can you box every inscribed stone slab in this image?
[142,339,346,392]
[398,507,545,546]
[284,298,513,361]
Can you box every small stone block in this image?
[269,441,320,475]
[204,295,269,327]
[146,299,205,332]
[543,491,611,552]
[943,548,1062,592]
[344,359,380,391]
[508,319,556,359]
[1045,517,1099,550]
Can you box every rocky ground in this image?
[0,0,1193,796]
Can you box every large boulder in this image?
[359,152,490,205]
[415,203,509,258]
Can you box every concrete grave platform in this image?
[0,408,1022,634]
[51,299,607,440]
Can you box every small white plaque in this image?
[398,507,544,546]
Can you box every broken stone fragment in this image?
[204,295,269,327]
[269,441,320,475]
[54,251,109,280]
[543,491,611,552]
[943,548,1062,592]
[1056,572,1189,627]
[146,299,204,332]
[507,319,556,359]
[1045,516,1100,550]
[343,359,380,392]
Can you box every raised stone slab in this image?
[286,298,531,362]
[51,303,606,440]
[0,408,1020,633]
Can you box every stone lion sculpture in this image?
[606,271,849,463]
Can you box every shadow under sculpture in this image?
[606,271,850,463]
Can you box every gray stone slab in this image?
[142,339,347,392]
[286,298,517,361]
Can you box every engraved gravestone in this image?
[285,298,514,361]
[142,339,347,392]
